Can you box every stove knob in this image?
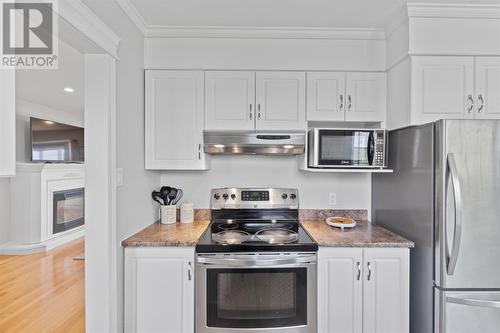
[281,193,288,200]
[213,193,220,200]
[290,193,296,199]
[223,193,229,200]
[231,194,236,200]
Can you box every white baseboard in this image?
[0,227,85,255]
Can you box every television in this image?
[30,117,84,163]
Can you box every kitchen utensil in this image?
[167,188,178,205]
[172,189,183,205]
[160,186,171,205]
[151,191,164,205]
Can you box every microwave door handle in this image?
[368,132,375,166]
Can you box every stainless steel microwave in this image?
[307,128,387,168]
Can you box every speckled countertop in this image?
[122,220,210,247]
[301,220,414,248]
[122,219,413,248]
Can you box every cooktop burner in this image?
[195,187,318,253]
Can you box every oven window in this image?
[207,268,307,328]
[319,130,370,165]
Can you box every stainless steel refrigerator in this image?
[372,120,500,333]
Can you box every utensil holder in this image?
[180,203,194,224]
[160,205,177,224]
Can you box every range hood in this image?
[204,131,305,155]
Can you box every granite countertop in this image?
[122,220,210,247]
[301,220,414,248]
[122,219,413,248]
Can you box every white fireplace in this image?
[0,163,85,254]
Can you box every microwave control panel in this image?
[373,132,386,166]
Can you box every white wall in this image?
[145,37,386,71]
[161,156,371,210]
[15,99,84,162]
[81,1,161,331]
[0,179,10,244]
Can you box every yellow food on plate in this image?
[331,217,355,224]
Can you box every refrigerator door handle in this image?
[447,296,500,309]
[446,153,463,275]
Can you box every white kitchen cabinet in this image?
[345,73,386,122]
[318,248,363,333]
[205,71,255,130]
[363,248,409,333]
[255,72,306,130]
[474,57,500,119]
[411,56,475,124]
[318,247,409,333]
[306,72,346,121]
[145,70,208,170]
[124,247,194,333]
[306,72,386,123]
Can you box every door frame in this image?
[53,1,121,331]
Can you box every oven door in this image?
[309,129,375,167]
[196,253,317,333]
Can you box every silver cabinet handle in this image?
[467,94,474,113]
[447,296,500,309]
[198,144,201,160]
[347,94,352,111]
[257,104,261,120]
[477,94,484,113]
[446,153,463,275]
[367,262,372,281]
[188,261,192,281]
[356,261,361,280]
[340,94,344,112]
[249,104,253,120]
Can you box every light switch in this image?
[116,168,123,187]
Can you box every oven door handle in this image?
[197,255,317,267]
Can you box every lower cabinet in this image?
[124,247,195,333]
[318,247,409,333]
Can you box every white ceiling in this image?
[125,0,500,30]
[16,40,84,115]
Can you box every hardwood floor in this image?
[0,238,85,333]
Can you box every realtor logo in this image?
[1,0,58,69]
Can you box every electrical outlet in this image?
[329,192,337,205]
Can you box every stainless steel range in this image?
[195,188,318,333]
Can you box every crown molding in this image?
[407,2,500,19]
[143,26,386,40]
[114,0,147,35]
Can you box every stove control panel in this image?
[211,187,299,210]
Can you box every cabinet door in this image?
[318,248,363,333]
[306,72,346,121]
[124,247,194,333]
[255,72,306,130]
[411,56,474,125]
[474,57,500,119]
[345,72,386,122]
[205,71,255,130]
[145,70,208,170]
[363,248,409,333]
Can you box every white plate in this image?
[326,217,356,230]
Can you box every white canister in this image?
[160,205,177,224]
[180,203,194,224]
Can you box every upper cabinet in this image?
[145,70,209,170]
[474,57,500,119]
[204,71,306,131]
[205,71,255,130]
[307,72,386,123]
[255,72,306,130]
[410,56,500,125]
